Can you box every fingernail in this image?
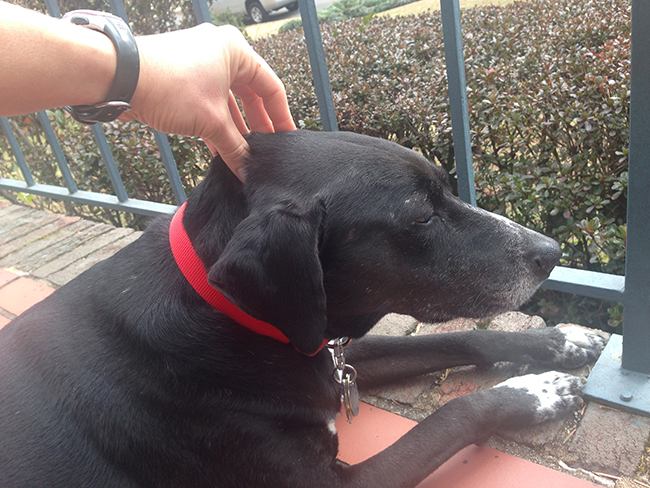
[237,167,246,181]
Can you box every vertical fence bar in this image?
[108,0,128,22]
[575,0,650,416]
[36,111,79,194]
[0,118,36,186]
[153,131,187,205]
[42,0,60,17]
[439,0,475,206]
[107,0,187,206]
[192,0,212,24]
[90,125,130,202]
[621,0,650,375]
[41,0,79,193]
[42,0,131,203]
[298,0,338,132]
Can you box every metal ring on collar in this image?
[333,364,357,385]
[62,10,140,125]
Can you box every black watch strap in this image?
[62,10,140,125]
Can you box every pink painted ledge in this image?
[336,402,600,488]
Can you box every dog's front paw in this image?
[494,371,585,425]
[553,325,607,369]
[521,325,607,369]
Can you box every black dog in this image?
[0,130,604,488]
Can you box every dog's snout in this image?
[529,237,562,275]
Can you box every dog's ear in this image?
[207,200,327,355]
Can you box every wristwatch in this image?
[61,10,140,125]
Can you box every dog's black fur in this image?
[0,130,603,488]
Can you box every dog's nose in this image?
[529,236,562,275]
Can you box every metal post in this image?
[621,0,650,375]
[192,0,213,24]
[440,0,475,205]
[298,0,338,132]
[42,0,60,17]
[36,111,79,194]
[581,0,650,416]
[90,125,130,203]
[0,118,36,186]
[153,131,187,205]
[108,0,129,22]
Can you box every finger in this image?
[233,54,296,133]
[205,117,250,181]
[258,87,296,132]
[228,91,250,135]
[233,84,275,133]
[204,139,217,156]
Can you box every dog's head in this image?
[190,130,560,354]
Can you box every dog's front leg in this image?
[336,371,583,488]
[345,327,605,390]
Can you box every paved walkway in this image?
[1,198,649,488]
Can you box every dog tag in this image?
[342,373,359,423]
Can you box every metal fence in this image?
[1,0,648,415]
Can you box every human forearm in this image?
[0,2,296,177]
[0,1,116,117]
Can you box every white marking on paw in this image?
[496,371,585,422]
[559,325,606,350]
[498,372,564,412]
[554,325,607,367]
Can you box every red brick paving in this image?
[0,268,19,288]
[0,314,10,330]
[0,274,55,317]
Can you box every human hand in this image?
[121,23,296,180]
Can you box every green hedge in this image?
[254,0,630,329]
[257,0,629,275]
[0,0,630,328]
[10,0,197,35]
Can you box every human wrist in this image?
[66,24,118,107]
[0,2,118,117]
[62,10,139,124]
[126,36,152,114]
[126,32,186,126]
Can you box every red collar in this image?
[169,202,327,356]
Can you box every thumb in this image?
[205,125,250,182]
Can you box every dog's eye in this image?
[414,212,436,224]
